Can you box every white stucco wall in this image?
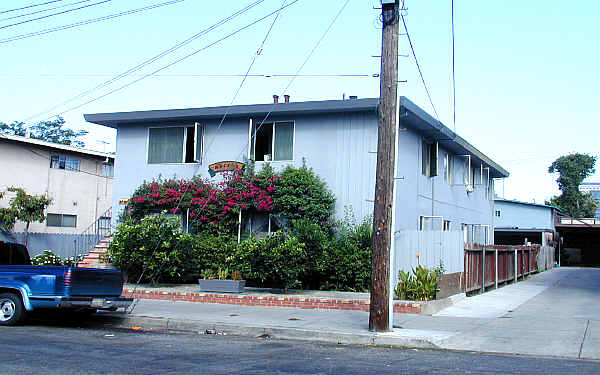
[0,139,113,234]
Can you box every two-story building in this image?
[85,96,508,246]
[0,133,114,257]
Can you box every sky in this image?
[2,0,599,204]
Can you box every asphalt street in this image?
[1,323,599,375]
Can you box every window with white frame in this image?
[421,140,438,177]
[46,213,77,228]
[452,155,471,186]
[444,152,452,184]
[419,216,443,231]
[463,223,491,244]
[101,163,114,177]
[50,155,80,171]
[249,120,294,161]
[147,123,204,164]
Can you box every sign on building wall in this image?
[208,161,245,177]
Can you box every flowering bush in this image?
[125,170,277,235]
[31,250,63,266]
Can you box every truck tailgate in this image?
[69,268,123,297]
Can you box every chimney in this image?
[273,95,279,103]
[284,94,290,103]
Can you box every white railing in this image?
[559,218,600,225]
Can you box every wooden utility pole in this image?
[369,0,400,332]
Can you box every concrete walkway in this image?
[103,268,600,360]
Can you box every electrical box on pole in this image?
[369,0,399,332]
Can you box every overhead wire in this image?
[126,0,296,312]
[0,0,66,15]
[451,0,456,131]
[0,0,96,22]
[43,0,302,122]
[0,0,186,44]
[0,0,110,30]
[21,0,266,124]
[236,0,351,162]
[399,0,441,123]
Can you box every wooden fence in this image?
[464,244,539,293]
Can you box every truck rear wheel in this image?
[0,293,25,326]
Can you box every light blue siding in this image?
[494,200,554,230]
[112,110,494,233]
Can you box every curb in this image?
[100,314,441,350]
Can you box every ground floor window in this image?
[46,214,77,228]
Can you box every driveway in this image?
[397,267,600,359]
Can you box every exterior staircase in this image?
[77,237,115,269]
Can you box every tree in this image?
[28,116,88,148]
[547,153,598,217]
[0,121,26,136]
[0,187,52,248]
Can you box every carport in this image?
[556,218,600,267]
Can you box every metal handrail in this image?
[73,206,112,258]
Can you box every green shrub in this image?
[31,250,63,266]
[109,213,195,284]
[233,232,307,289]
[394,265,442,301]
[271,162,336,228]
[318,213,372,292]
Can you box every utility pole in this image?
[369,0,400,332]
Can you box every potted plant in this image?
[198,268,246,293]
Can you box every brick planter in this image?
[122,288,425,314]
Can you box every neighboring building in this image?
[0,133,114,256]
[493,198,561,246]
[580,182,600,218]
[85,96,508,246]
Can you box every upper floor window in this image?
[444,152,453,184]
[102,163,114,177]
[421,141,438,177]
[50,155,80,171]
[249,121,294,162]
[148,123,204,164]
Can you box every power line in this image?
[0,0,186,44]
[400,0,441,123]
[127,0,294,309]
[46,1,302,120]
[238,0,350,161]
[7,73,377,78]
[204,0,288,160]
[0,0,95,22]
[451,0,456,131]
[0,0,66,15]
[0,0,110,30]
[21,0,265,123]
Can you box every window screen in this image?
[273,121,294,161]
[50,155,80,171]
[148,127,184,164]
[46,214,77,228]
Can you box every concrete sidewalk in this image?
[102,268,600,360]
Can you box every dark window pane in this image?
[46,214,61,227]
[62,215,77,228]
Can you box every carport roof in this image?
[84,96,508,178]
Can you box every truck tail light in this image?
[64,269,72,289]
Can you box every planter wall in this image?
[198,279,246,293]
